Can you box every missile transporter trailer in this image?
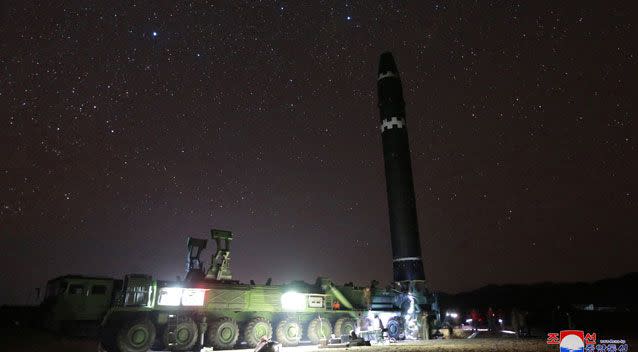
[99,229,430,352]
[101,52,441,352]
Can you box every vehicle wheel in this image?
[334,317,357,337]
[243,317,273,348]
[116,317,156,352]
[275,319,302,346]
[386,316,404,340]
[307,317,332,344]
[162,317,198,351]
[207,317,239,349]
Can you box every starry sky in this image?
[1,1,636,305]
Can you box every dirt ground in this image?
[0,326,98,352]
[314,339,556,352]
[0,326,559,352]
[3,326,636,352]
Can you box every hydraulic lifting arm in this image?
[205,229,233,280]
[185,237,208,281]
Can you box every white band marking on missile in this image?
[393,257,422,262]
[378,71,397,80]
[381,117,405,132]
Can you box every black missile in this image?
[377,52,425,283]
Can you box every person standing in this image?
[373,314,385,342]
[470,309,480,332]
[511,308,520,336]
[487,307,496,332]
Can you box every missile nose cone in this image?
[377,51,404,106]
[378,52,399,77]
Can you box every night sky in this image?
[1,1,636,305]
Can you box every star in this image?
[1,0,635,307]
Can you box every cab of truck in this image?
[41,275,121,333]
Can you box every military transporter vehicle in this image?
[100,229,422,352]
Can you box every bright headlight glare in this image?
[182,288,206,306]
[281,291,306,311]
[158,287,182,306]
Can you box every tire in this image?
[243,317,273,348]
[207,317,239,350]
[275,319,303,346]
[307,317,332,344]
[386,316,404,340]
[334,317,357,337]
[116,317,156,352]
[162,317,198,351]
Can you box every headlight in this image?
[182,288,206,306]
[158,287,182,306]
[281,291,306,311]
[157,287,208,306]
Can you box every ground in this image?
[282,340,556,352]
[0,326,562,352]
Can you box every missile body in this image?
[377,52,425,283]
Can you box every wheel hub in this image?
[177,327,191,343]
[286,325,298,338]
[220,326,234,342]
[131,328,148,345]
[255,323,267,338]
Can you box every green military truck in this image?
[98,229,412,352]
